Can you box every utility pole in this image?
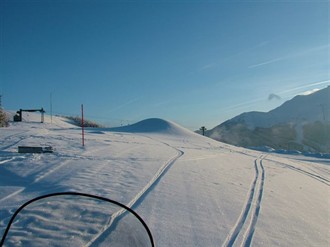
[81,104,85,147]
[50,93,53,124]
[200,126,207,136]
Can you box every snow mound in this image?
[108,118,194,136]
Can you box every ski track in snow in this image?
[0,139,118,205]
[85,139,184,246]
[0,135,30,151]
[2,116,329,246]
[0,157,16,165]
[265,158,330,186]
[242,160,265,247]
[0,160,71,204]
[0,188,25,204]
[222,157,266,247]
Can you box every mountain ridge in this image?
[207,86,330,153]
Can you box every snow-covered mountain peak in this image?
[207,86,330,153]
[228,86,330,129]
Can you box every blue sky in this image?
[1,0,329,130]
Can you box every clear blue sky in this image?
[1,0,329,130]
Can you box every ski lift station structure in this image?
[14,108,45,123]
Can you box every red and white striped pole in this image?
[81,104,85,147]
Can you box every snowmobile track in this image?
[222,158,265,247]
[85,142,184,246]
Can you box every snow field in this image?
[0,114,329,246]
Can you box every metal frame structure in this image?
[14,108,45,123]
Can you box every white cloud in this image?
[280,80,330,95]
[249,44,329,69]
[107,97,140,113]
[249,57,284,69]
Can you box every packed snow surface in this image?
[0,114,329,246]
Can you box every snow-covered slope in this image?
[229,86,329,128]
[0,113,329,246]
[208,86,330,153]
[108,118,196,136]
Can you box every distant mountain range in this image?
[206,86,330,153]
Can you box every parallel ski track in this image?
[85,141,184,247]
[242,160,265,247]
[222,158,265,247]
[265,158,330,186]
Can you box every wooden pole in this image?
[81,104,85,147]
[50,93,53,124]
